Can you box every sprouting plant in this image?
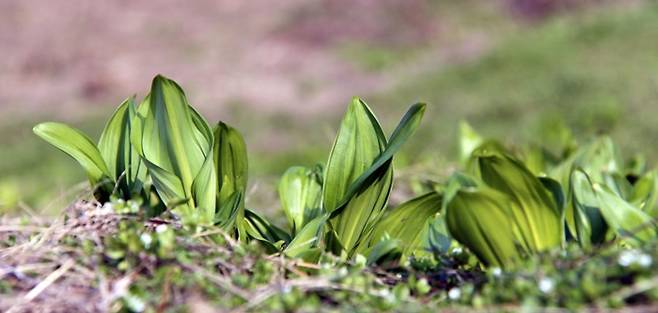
[249,98,434,262]
[34,97,147,202]
[35,75,249,228]
[440,122,658,268]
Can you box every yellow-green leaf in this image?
[369,192,442,259]
[33,122,111,188]
[279,165,323,235]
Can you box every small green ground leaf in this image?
[445,188,521,268]
[369,192,442,259]
[34,122,110,187]
[279,165,323,235]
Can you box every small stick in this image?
[23,258,76,302]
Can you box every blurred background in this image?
[1,0,657,213]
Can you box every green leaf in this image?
[426,216,452,255]
[131,75,216,222]
[365,237,401,266]
[284,214,327,259]
[97,97,146,197]
[213,122,248,222]
[472,150,563,252]
[214,191,243,231]
[323,98,389,213]
[141,159,191,216]
[191,153,217,222]
[458,120,483,164]
[551,136,621,192]
[33,122,111,188]
[630,170,658,217]
[539,177,565,212]
[323,98,392,256]
[330,102,426,214]
[593,182,657,245]
[568,169,608,247]
[325,99,425,256]
[278,165,323,235]
[445,187,522,268]
[243,208,291,247]
[369,192,442,259]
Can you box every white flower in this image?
[618,250,650,267]
[155,224,168,233]
[538,277,554,293]
[619,250,636,267]
[448,288,461,300]
[638,254,653,268]
[99,202,114,214]
[140,233,152,247]
[452,247,463,255]
[491,267,502,277]
[129,201,140,212]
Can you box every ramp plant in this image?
[442,122,658,268]
[34,75,658,273]
[34,97,147,202]
[35,75,248,228]
[270,98,436,262]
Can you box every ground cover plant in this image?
[4,75,658,312]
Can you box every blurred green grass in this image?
[2,3,658,212]
[378,4,658,165]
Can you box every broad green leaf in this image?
[131,75,216,222]
[323,98,389,213]
[539,177,565,212]
[458,120,483,164]
[426,216,452,255]
[213,122,248,222]
[365,237,401,266]
[330,102,426,214]
[325,99,425,256]
[141,159,190,216]
[568,169,607,247]
[97,97,146,197]
[369,192,442,259]
[441,172,479,212]
[551,136,621,192]
[445,187,522,268]
[33,122,111,188]
[214,192,242,231]
[191,154,217,222]
[284,214,327,259]
[243,208,291,247]
[602,172,632,199]
[521,144,548,176]
[279,165,323,235]
[473,151,562,251]
[323,98,391,256]
[593,183,657,245]
[630,170,658,217]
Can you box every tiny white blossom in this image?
[448,288,461,300]
[617,250,651,267]
[140,233,152,247]
[452,247,463,254]
[638,254,653,267]
[354,254,367,267]
[538,278,554,293]
[129,201,140,212]
[618,250,638,267]
[491,267,502,277]
[100,203,114,214]
[155,224,168,233]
